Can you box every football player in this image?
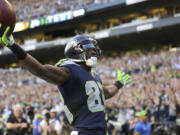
[0,26,131,135]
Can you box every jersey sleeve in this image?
[57,60,78,84]
[61,64,76,83]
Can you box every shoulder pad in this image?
[55,58,67,66]
[55,59,77,66]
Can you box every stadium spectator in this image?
[6,104,29,135]
[38,110,51,135]
[33,114,43,135]
[133,111,151,135]
[49,108,61,135]
[38,109,61,135]
[59,111,72,135]
[9,0,114,21]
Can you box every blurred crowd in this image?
[0,48,179,135]
[9,0,116,21]
[98,49,180,135]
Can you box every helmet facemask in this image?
[78,42,102,67]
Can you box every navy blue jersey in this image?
[57,60,107,134]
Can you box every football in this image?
[0,0,16,36]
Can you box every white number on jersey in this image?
[85,81,104,112]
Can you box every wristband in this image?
[8,43,27,60]
[114,81,123,89]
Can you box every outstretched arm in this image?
[0,26,70,85]
[19,54,70,85]
[103,70,131,99]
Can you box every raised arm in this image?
[103,84,120,99]
[0,26,70,85]
[103,70,131,99]
[19,54,70,85]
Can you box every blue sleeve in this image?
[134,123,142,133]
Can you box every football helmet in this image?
[64,35,102,67]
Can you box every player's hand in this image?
[0,24,14,46]
[117,69,131,85]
